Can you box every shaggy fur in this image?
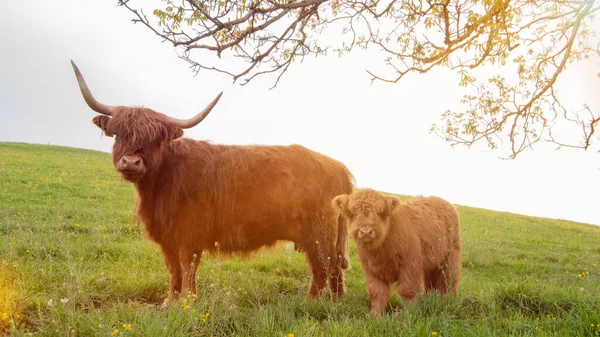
[332,189,461,316]
[91,106,354,304]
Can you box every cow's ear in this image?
[162,126,184,144]
[171,128,184,140]
[163,124,184,143]
[387,196,401,213]
[332,194,349,215]
[92,116,114,137]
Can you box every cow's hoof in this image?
[160,297,172,309]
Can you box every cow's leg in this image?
[329,262,346,297]
[395,265,425,303]
[306,246,345,297]
[327,242,346,297]
[305,245,329,299]
[318,212,346,297]
[304,232,340,298]
[160,245,182,308]
[366,275,391,317]
[178,247,203,297]
[300,210,347,298]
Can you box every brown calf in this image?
[332,189,461,316]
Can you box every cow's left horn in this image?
[166,92,223,129]
[70,60,115,116]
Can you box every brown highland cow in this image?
[332,189,461,316]
[70,61,354,306]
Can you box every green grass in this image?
[1,142,599,337]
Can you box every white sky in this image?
[0,1,598,226]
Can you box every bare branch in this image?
[120,0,600,159]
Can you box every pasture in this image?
[1,142,599,336]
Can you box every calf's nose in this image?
[359,227,374,238]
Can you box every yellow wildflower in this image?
[112,329,119,336]
[431,332,438,336]
[122,323,132,331]
[288,334,295,337]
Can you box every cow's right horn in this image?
[71,60,115,116]
[166,92,223,129]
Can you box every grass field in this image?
[1,142,599,337]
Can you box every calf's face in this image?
[332,190,400,249]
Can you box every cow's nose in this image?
[359,227,374,238]
[120,155,142,170]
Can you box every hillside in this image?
[1,142,599,336]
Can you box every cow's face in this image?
[92,108,184,183]
[333,189,400,249]
[70,61,222,183]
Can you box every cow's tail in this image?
[336,167,354,270]
[336,212,351,270]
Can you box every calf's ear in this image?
[332,194,349,215]
[92,116,114,137]
[387,196,401,213]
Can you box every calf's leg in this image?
[447,247,461,295]
[366,275,391,317]
[395,265,426,303]
[429,268,447,294]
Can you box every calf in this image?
[332,189,461,316]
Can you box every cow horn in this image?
[70,60,115,116]
[166,92,223,129]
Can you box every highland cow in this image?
[332,189,461,316]
[70,61,353,306]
